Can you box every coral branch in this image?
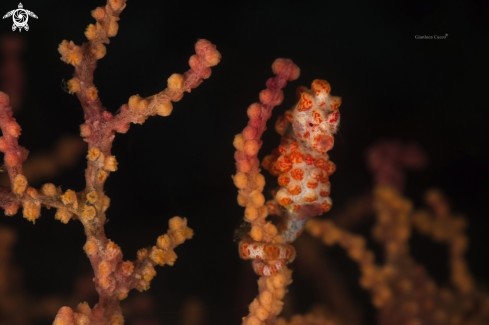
[59,0,128,120]
[412,189,473,294]
[233,59,300,245]
[60,216,194,325]
[0,0,219,323]
[234,59,341,325]
[52,0,218,322]
[78,38,220,193]
[306,184,489,325]
[104,39,220,134]
[0,92,28,189]
[367,140,426,191]
[233,59,299,325]
[0,135,87,188]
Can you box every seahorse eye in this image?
[308,123,313,127]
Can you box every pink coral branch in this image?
[0,92,30,215]
[234,59,342,325]
[106,39,219,134]
[49,0,219,323]
[58,0,128,120]
[78,39,220,192]
[233,59,301,325]
[0,0,219,323]
[234,59,299,179]
[0,186,20,213]
[0,92,27,186]
[367,140,426,191]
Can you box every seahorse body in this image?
[239,78,341,276]
[263,79,341,243]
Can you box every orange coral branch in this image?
[233,59,299,325]
[234,59,342,325]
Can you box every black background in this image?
[0,0,487,324]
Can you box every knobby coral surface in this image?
[233,58,341,325]
[0,0,220,324]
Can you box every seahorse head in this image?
[291,79,341,153]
